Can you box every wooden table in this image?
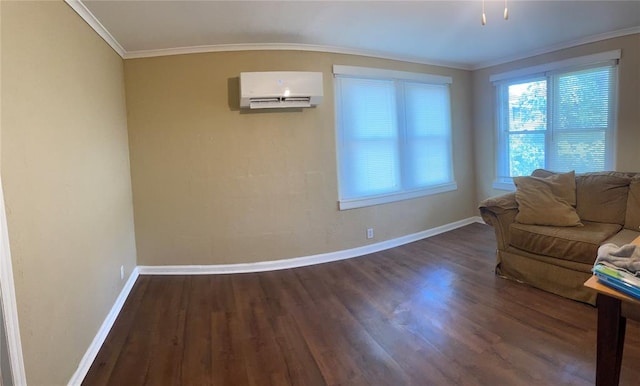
[585,235,640,386]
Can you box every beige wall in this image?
[6,1,634,382]
[125,51,476,265]
[1,1,137,384]
[473,34,640,203]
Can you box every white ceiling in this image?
[75,0,640,70]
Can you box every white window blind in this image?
[334,66,456,210]
[338,78,400,198]
[494,55,618,188]
[549,65,616,172]
[403,82,453,189]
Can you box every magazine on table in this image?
[593,262,640,299]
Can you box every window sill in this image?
[492,180,515,191]
[338,182,458,210]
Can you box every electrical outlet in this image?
[367,228,374,239]
[120,265,124,280]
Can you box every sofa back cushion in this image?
[576,173,630,225]
[625,178,640,231]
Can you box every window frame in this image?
[333,65,457,210]
[491,50,620,190]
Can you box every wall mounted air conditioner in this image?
[239,71,323,109]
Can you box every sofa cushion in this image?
[513,172,581,227]
[576,174,630,225]
[603,228,640,246]
[510,221,622,264]
[625,178,640,231]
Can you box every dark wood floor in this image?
[83,223,640,385]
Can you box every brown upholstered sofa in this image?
[479,170,640,305]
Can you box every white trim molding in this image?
[64,0,126,57]
[474,26,639,70]
[0,181,27,386]
[64,0,640,72]
[333,65,453,84]
[70,216,483,384]
[492,180,516,192]
[124,42,470,70]
[139,216,483,275]
[338,183,458,211]
[67,267,140,386]
[489,49,622,83]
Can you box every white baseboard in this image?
[138,216,484,275]
[69,216,483,385]
[67,266,140,386]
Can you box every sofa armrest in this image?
[479,193,518,250]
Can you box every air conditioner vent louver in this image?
[283,97,311,102]
[248,96,312,109]
[240,72,323,110]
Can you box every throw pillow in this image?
[514,174,582,227]
[530,169,577,206]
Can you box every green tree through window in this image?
[507,80,546,176]
[497,63,616,182]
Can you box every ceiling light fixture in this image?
[481,0,487,25]
[481,0,509,26]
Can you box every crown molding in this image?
[66,0,468,68]
[66,0,639,73]
[123,43,472,70]
[65,0,126,57]
[472,26,640,70]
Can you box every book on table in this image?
[593,263,640,299]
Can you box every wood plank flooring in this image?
[83,223,640,385]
